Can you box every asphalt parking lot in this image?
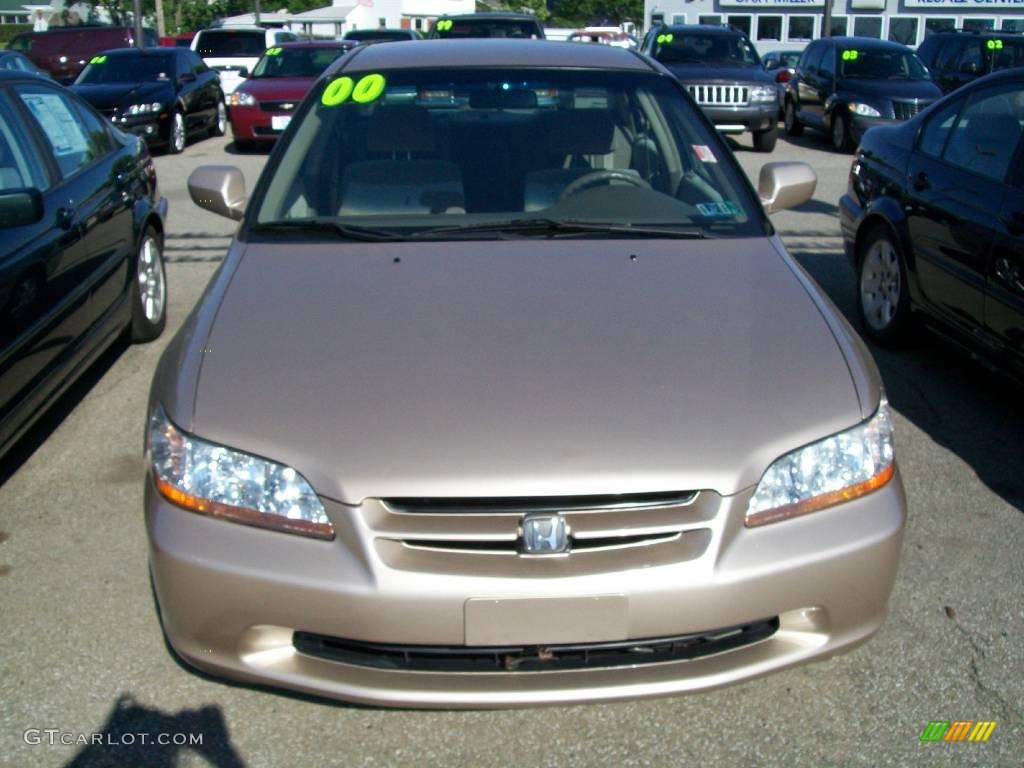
[0,127,1021,768]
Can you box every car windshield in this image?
[253,68,764,240]
[77,54,174,83]
[839,48,930,80]
[196,30,267,58]
[987,37,1024,70]
[434,20,541,38]
[250,47,348,78]
[653,33,760,66]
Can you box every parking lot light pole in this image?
[823,0,833,37]
[133,0,143,48]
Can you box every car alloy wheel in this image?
[131,227,167,342]
[831,112,852,152]
[784,100,802,137]
[212,97,227,137]
[858,226,909,343]
[169,111,186,154]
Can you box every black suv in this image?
[917,30,1024,94]
[640,24,779,152]
[428,13,545,39]
[784,37,942,152]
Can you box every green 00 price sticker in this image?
[322,73,387,107]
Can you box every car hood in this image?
[665,63,774,84]
[236,76,316,100]
[189,239,863,503]
[71,82,170,109]
[836,77,942,101]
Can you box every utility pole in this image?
[133,0,144,47]
[155,0,165,37]
[255,0,262,26]
[822,0,833,37]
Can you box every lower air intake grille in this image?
[293,618,779,673]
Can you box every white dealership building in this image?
[642,0,1024,51]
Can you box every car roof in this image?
[827,36,914,49]
[277,40,353,48]
[437,13,541,21]
[658,24,745,35]
[96,47,176,56]
[334,38,652,72]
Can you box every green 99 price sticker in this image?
[321,73,387,107]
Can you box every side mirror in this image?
[188,165,246,220]
[758,161,817,214]
[0,188,44,229]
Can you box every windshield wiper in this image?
[250,219,402,241]
[410,218,709,240]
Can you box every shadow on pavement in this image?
[64,694,245,767]
[793,249,1024,513]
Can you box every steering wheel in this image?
[558,169,650,203]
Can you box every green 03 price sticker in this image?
[321,73,387,107]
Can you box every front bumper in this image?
[228,105,287,143]
[850,115,896,145]
[701,103,777,134]
[110,113,170,146]
[148,468,906,708]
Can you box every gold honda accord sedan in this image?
[146,39,905,708]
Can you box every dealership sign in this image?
[905,0,1024,6]
[719,0,825,6]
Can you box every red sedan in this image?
[228,41,354,150]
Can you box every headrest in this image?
[543,110,614,155]
[367,105,435,153]
[469,88,538,109]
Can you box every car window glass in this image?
[917,96,963,158]
[942,85,1024,181]
[801,43,823,74]
[653,32,758,66]
[256,68,764,238]
[818,45,834,79]
[956,39,983,72]
[78,54,175,84]
[933,38,963,73]
[16,85,111,179]
[0,96,48,191]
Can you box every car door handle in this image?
[1003,210,1024,235]
[912,172,930,192]
[55,204,75,230]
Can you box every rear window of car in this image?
[250,47,349,78]
[196,30,268,58]
[253,67,765,239]
[433,20,543,39]
[651,32,760,66]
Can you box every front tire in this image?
[857,224,910,344]
[784,99,803,137]
[210,95,227,137]
[130,227,167,343]
[752,125,778,152]
[168,110,186,154]
[831,111,853,153]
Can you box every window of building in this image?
[829,16,848,37]
[414,18,422,30]
[727,15,751,37]
[888,17,919,46]
[671,14,687,25]
[651,13,665,25]
[698,15,719,26]
[962,18,995,32]
[757,16,782,41]
[925,18,956,35]
[1002,18,1024,32]
[788,16,814,41]
[853,16,882,39]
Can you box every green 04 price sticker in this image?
[321,73,387,107]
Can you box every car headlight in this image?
[749,85,778,103]
[148,405,333,540]
[745,400,895,527]
[849,102,881,117]
[230,91,257,107]
[126,102,163,115]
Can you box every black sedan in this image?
[71,47,225,154]
[840,67,1024,377]
[0,70,167,460]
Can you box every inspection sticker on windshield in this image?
[692,145,717,163]
[697,201,740,218]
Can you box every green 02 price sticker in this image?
[321,73,387,107]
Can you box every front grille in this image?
[384,491,698,515]
[293,618,779,672]
[893,100,932,121]
[260,101,299,113]
[687,84,749,107]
